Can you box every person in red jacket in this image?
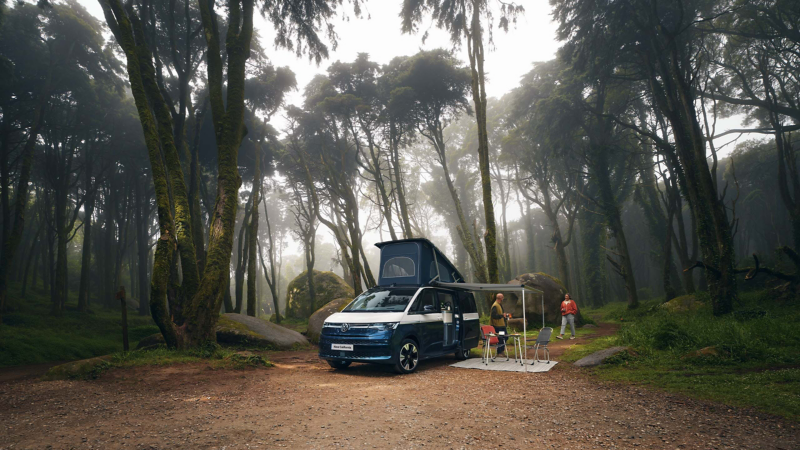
[556,293,578,340]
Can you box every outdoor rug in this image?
[450,358,558,373]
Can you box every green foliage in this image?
[0,283,159,367]
[568,289,800,419]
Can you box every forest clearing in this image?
[2,322,799,449]
[2,0,800,447]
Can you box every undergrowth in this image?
[566,289,800,420]
[0,282,159,367]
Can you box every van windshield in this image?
[342,288,418,312]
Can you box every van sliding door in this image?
[437,291,456,350]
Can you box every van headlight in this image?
[369,323,399,331]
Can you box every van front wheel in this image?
[394,339,420,374]
[455,347,471,360]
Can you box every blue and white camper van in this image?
[319,238,481,374]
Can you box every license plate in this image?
[331,344,353,351]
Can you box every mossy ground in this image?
[566,289,800,420]
[1,282,160,367]
[44,345,273,380]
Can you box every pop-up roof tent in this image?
[376,238,545,372]
[375,238,464,287]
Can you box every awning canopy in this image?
[431,281,543,294]
[432,280,547,373]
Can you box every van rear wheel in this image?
[394,339,420,374]
[455,347,471,360]
[327,360,351,370]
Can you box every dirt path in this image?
[1,333,798,450]
[545,321,619,359]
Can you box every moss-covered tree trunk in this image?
[645,39,737,315]
[100,0,180,347]
[428,128,488,284]
[179,0,255,345]
[466,2,499,285]
[390,127,413,238]
[134,179,151,316]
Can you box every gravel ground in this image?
[0,349,798,450]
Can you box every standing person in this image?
[490,293,512,354]
[556,293,578,340]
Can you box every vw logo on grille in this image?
[340,323,350,332]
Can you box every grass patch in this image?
[560,336,620,363]
[571,289,800,420]
[45,344,274,380]
[111,345,273,370]
[1,283,160,367]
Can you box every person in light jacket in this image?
[556,293,578,340]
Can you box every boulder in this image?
[285,270,354,319]
[136,333,165,350]
[43,355,113,380]
[506,318,526,333]
[307,297,353,344]
[573,346,629,367]
[660,295,701,313]
[217,313,308,349]
[503,273,575,324]
[135,316,310,350]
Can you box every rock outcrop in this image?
[136,314,309,350]
[285,270,354,319]
[217,314,308,349]
[573,346,629,367]
[503,273,579,325]
[307,297,352,344]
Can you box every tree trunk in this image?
[645,40,736,315]
[246,151,260,317]
[0,67,50,322]
[21,224,42,300]
[78,185,95,312]
[390,128,413,238]
[467,3,499,284]
[135,181,150,316]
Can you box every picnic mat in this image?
[450,358,558,373]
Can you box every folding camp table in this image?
[432,281,545,372]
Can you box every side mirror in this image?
[423,305,437,313]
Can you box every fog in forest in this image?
[1,0,797,338]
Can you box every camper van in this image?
[319,239,481,374]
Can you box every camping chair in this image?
[532,327,552,364]
[480,325,501,365]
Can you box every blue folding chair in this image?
[532,327,552,364]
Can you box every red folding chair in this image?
[480,325,500,365]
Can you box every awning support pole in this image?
[523,289,527,372]
[542,292,545,329]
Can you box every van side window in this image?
[411,289,437,312]
[383,256,415,278]
[438,292,454,311]
[458,293,478,314]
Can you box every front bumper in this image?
[318,329,398,364]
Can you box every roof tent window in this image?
[429,261,453,282]
[383,256,415,278]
